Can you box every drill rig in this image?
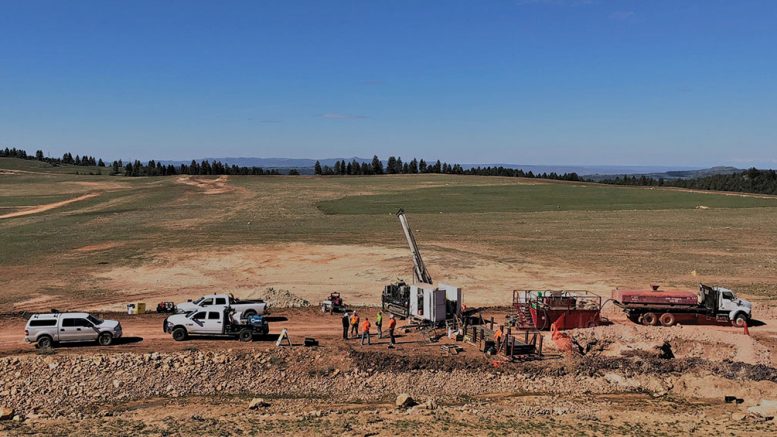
[381,209,461,324]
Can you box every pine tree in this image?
[314,160,322,175]
[409,158,418,174]
[371,155,384,174]
[387,156,397,174]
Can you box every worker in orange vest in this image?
[494,325,505,353]
[387,315,397,348]
[360,317,371,345]
[350,312,359,338]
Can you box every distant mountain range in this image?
[158,157,743,179]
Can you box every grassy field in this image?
[2,157,777,309]
[318,183,777,214]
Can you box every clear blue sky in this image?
[1,1,775,166]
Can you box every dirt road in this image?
[0,192,100,219]
[3,306,775,366]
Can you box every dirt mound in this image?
[252,287,309,308]
[175,175,235,195]
[567,323,771,365]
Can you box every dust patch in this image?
[175,175,238,195]
[0,192,100,219]
[74,242,125,252]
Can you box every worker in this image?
[388,314,397,348]
[494,325,505,353]
[375,311,383,339]
[350,312,360,338]
[341,311,350,340]
[360,317,371,346]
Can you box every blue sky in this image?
[1,1,776,166]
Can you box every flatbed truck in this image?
[164,306,269,341]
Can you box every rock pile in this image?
[257,288,309,308]
[0,349,634,419]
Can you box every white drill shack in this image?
[382,209,462,324]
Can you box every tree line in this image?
[315,155,581,181]
[115,159,282,177]
[596,168,777,195]
[1,147,283,176]
[1,147,104,167]
[5,147,777,195]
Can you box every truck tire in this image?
[659,313,676,327]
[172,327,188,341]
[238,329,253,342]
[97,332,113,346]
[641,312,658,326]
[37,335,53,349]
[732,312,748,327]
[243,310,257,319]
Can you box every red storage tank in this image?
[612,286,699,306]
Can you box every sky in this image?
[1,0,776,166]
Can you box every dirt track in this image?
[0,192,100,219]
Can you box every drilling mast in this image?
[396,209,432,284]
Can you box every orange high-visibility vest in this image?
[361,320,370,333]
[494,329,504,341]
[351,316,359,326]
[388,319,397,329]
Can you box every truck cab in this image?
[700,284,752,325]
[187,309,227,334]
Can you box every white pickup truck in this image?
[175,294,267,318]
[164,306,269,341]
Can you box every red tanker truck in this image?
[612,284,752,327]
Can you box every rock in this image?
[249,398,270,410]
[731,412,747,421]
[747,399,777,419]
[395,393,417,409]
[113,380,121,389]
[0,406,15,421]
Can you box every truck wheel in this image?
[97,332,113,346]
[239,329,253,342]
[641,312,658,326]
[659,313,676,327]
[172,327,188,341]
[732,313,748,327]
[37,335,53,349]
[243,310,257,319]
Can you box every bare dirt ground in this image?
[175,175,242,195]
[0,306,776,435]
[8,242,613,313]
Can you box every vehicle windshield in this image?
[192,297,204,305]
[87,315,103,325]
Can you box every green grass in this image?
[2,157,777,309]
[0,157,108,175]
[318,182,777,215]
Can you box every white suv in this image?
[24,312,123,348]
